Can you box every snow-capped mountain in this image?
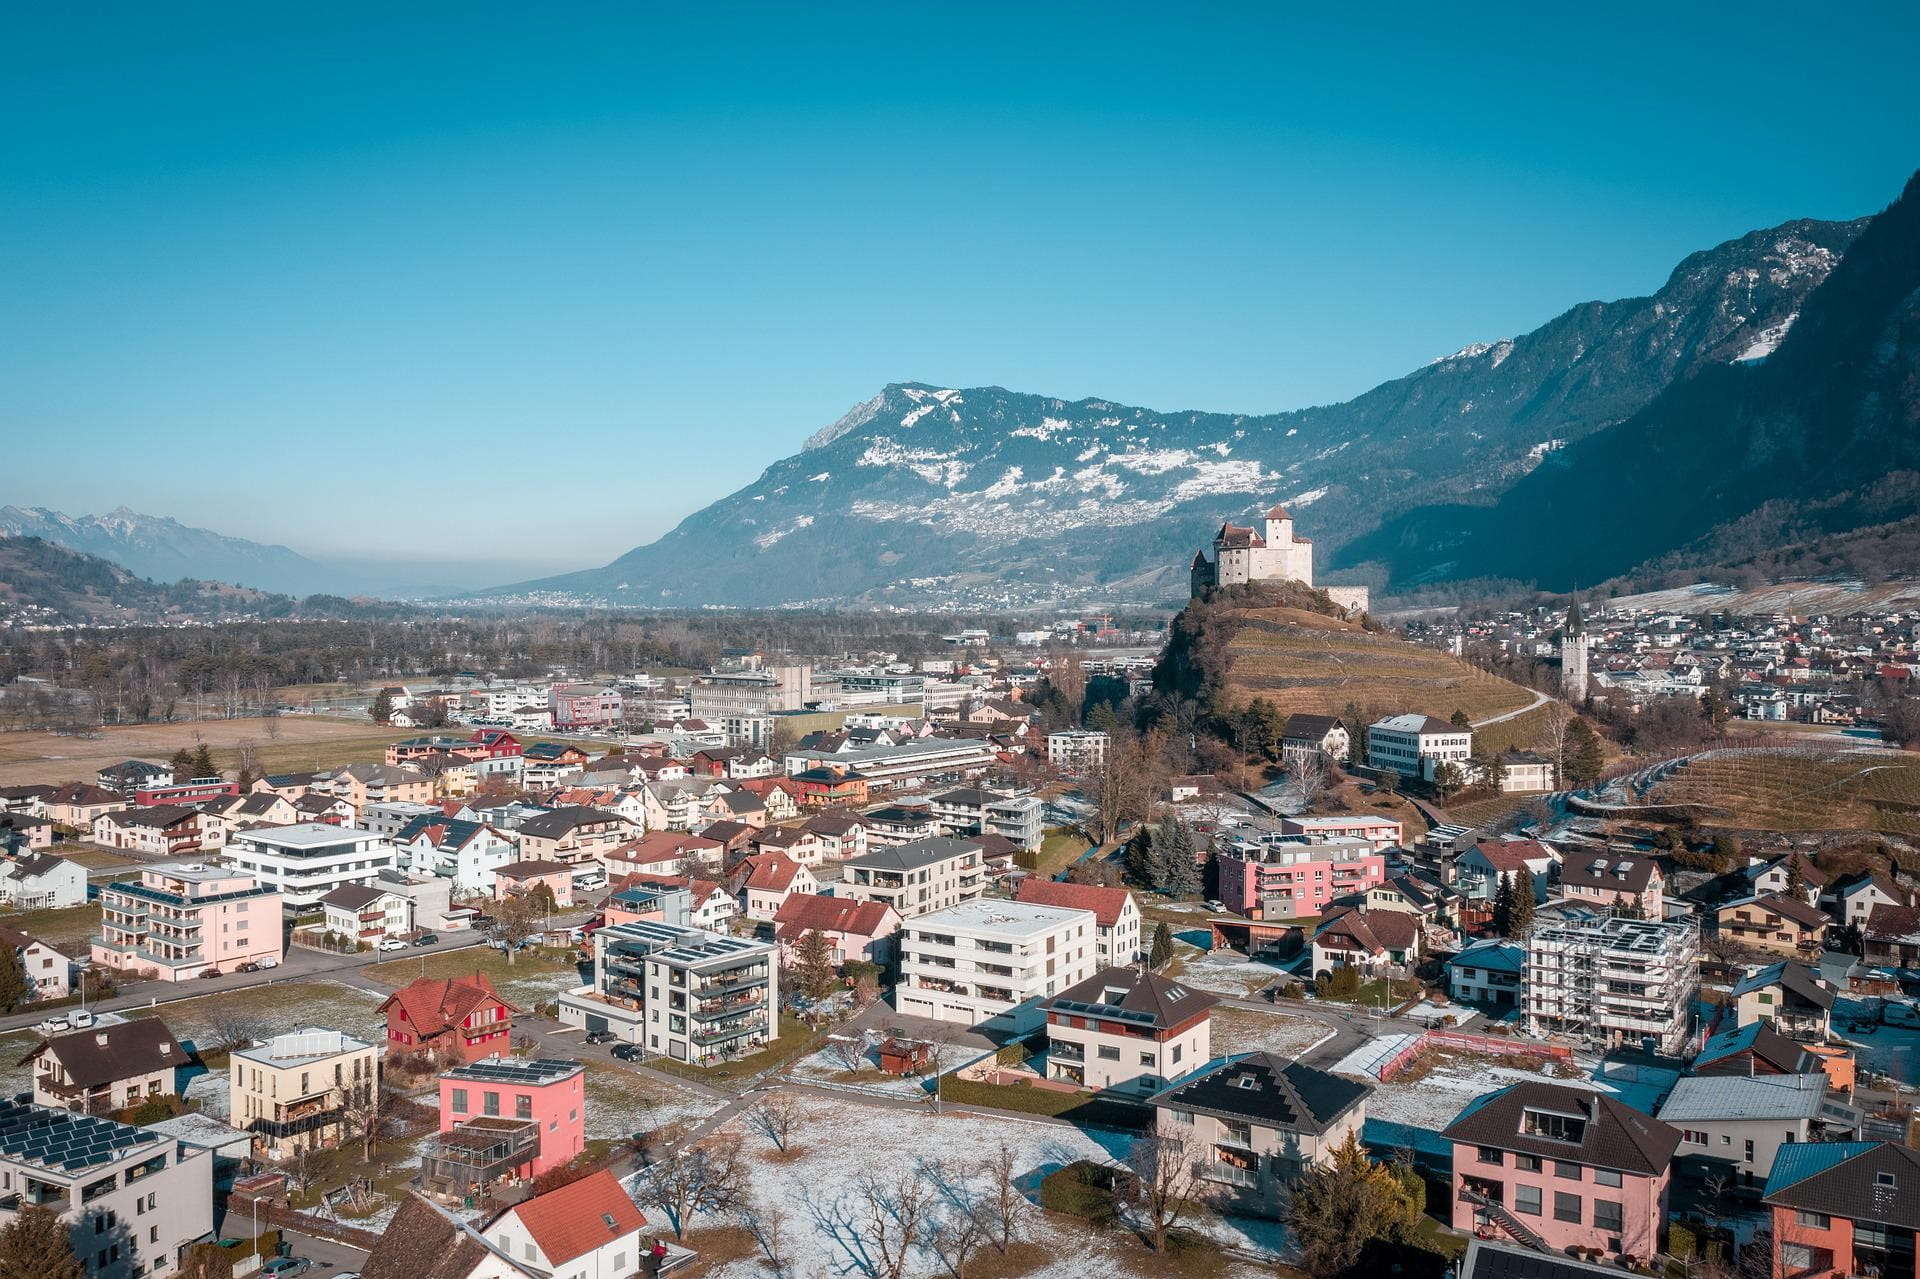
[0,506,345,597]
[507,214,1867,608]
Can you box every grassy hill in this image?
[1646,747,1920,836]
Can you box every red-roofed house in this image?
[482,1169,652,1279]
[602,832,722,879]
[1310,907,1424,979]
[740,851,819,921]
[377,973,516,1062]
[772,893,902,967]
[1015,878,1142,966]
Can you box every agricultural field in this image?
[3,904,105,957]
[1646,748,1920,835]
[0,716,417,787]
[1217,609,1538,725]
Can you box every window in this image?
[1515,1154,1543,1174]
[1782,1245,1834,1273]
[1171,1109,1195,1125]
[450,1087,468,1113]
[1594,1200,1623,1233]
[1877,1172,1899,1190]
[1554,1192,1582,1224]
[1744,1140,1755,1163]
[1139,1053,1155,1066]
[1595,1169,1622,1188]
[1796,1210,1831,1230]
[1514,1184,1542,1216]
[483,1091,500,1117]
[1555,1161,1582,1181]
[516,1095,533,1120]
[1172,1043,1183,1063]
[1097,1046,1120,1061]
[1476,1147,1504,1166]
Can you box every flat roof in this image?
[0,1099,162,1174]
[235,822,383,848]
[233,1028,372,1068]
[911,898,1093,938]
[441,1056,584,1087]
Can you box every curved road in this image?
[1471,685,1552,728]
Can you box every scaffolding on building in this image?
[1522,916,1700,1056]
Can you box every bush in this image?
[1315,966,1363,1000]
[1039,1160,1117,1226]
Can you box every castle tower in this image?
[1561,596,1590,703]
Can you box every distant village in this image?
[0,519,1918,1279]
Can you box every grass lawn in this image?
[363,944,587,1009]
[938,1075,1153,1130]
[56,844,143,871]
[640,1013,823,1087]
[0,718,423,787]
[1030,827,1094,878]
[125,979,388,1048]
[2,904,102,956]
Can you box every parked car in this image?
[67,1010,94,1029]
[35,1018,68,1036]
[413,933,439,947]
[199,967,222,979]
[610,1043,642,1062]
[378,938,409,952]
[255,956,279,969]
[237,961,261,973]
[261,1259,312,1278]
[584,1029,616,1045]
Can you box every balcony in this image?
[695,968,769,998]
[692,1015,768,1046]
[246,1108,345,1141]
[693,990,766,1019]
[1047,1040,1084,1061]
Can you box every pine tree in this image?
[1784,855,1807,901]
[1492,873,1513,936]
[1127,825,1164,892]
[1449,708,1471,729]
[1284,1131,1422,1279]
[370,689,395,725]
[0,1204,84,1279]
[1511,867,1537,938]
[792,929,838,1003]
[1567,719,1606,786]
[1162,820,1202,899]
[168,747,196,782]
[1149,922,1174,970]
[189,744,217,779]
[0,945,29,1014]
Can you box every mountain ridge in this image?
[501,211,1868,608]
[0,505,346,597]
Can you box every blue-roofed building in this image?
[1763,1142,1920,1279]
[1447,939,1526,1006]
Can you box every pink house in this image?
[93,861,283,981]
[1444,1082,1679,1260]
[1558,853,1665,919]
[772,893,901,967]
[438,1056,585,1178]
[493,859,576,909]
[1217,842,1386,921]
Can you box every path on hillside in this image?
[1471,685,1551,728]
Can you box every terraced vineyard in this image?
[1218,610,1541,724]
[1646,747,1920,835]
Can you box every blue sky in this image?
[4,3,1916,575]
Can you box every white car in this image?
[254,956,279,969]
[377,938,409,952]
[35,1018,68,1036]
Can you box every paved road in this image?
[1473,686,1551,728]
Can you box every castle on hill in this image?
[1188,503,1370,614]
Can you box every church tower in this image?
[1560,596,1590,703]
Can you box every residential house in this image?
[0,812,55,854]
[91,805,202,857]
[1367,714,1473,781]
[1309,908,1423,979]
[93,861,283,981]
[0,1097,213,1279]
[1278,814,1403,852]
[95,760,171,796]
[492,860,577,910]
[1494,750,1558,793]
[895,898,1096,1030]
[1694,1022,1824,1078]
[0,783,56,815]
[514,807,636,865]
[320,883,414,943]
[480,1169,652,1279]
[436,1056,584,1179]
[740,852,817,922]
[770,893,901,967]
[1044,729,1109,772]
[1863,903,1920,968]
[1717,893,1828,957]
[229,1028,377,1159]
[1445,1081,1680,1259]
[393,815,519,896]
[748,823,827,868]
[840,836,986,920]
[802,810,869,860]
[858,803,943,847]
[321,763,434,808]
[1455,839,1559,905]
[557,921,778,1061]
[0,925,70,1001]
[1217,838,1387,921]
[1659,1074,1848,1187]
[1042,966,1216,1095]
[1824,871,1907,928]
[0,851,86,910]
[224,823,398,911]
[788,765,870,809]
[42,782,125,829]
[1151,1052,1371,1214]
[377,974,516,1063]
[1748,854,1825,907]
[1763,1141,1920,1279]
[24,1019,190,1114]
[1560,853,1665,918]
[1279,713,1350,767]
[1014,878,1143,967]
[606,874,735,931]
[1447,938,1527,1007]
[1730,962,1835,1041]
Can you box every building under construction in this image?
[1522,916,1699,1055]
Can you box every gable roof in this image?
[1280,714,1345,741]
[1441,1081,1681,1176]
[1446,939,1526,975]
[1865,902,1920,945]
[501,1168,647,1267]
[1765,1142,1920,1230]
[1469,839,1556,873]
[7,851,75,881]
[744,852,804,893]
[1729,961,1835,1011]
[1015,878,1131,927]
[1657,1073,1828,1123]
[1722,892,1829,929]
[23,1019,190,1088]
[1149,1051,1369,1135]
[377,974,515,1038]
[517,806,628,839]
[1561,852,1660,895]
[1694,1021,1816,1075]
[773,892,898,940]
[1042,965,1218,1030]
[361,1194,498,1279]
[321,883,397,911]
[1314,907,1419,954]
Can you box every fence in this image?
[1377,1028,1573,1082]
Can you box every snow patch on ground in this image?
[1732,311,1798,363]
[753,515,815,549]
[1284,487,1329,508]
[808,471,831,483]
[1109,447,1197,475]
[1011,416,1074,442]
[1523,439,1566,468]
[1210,1007,1335,1059]
[857,437,971,488]
[1334,1042,1674,1134]
[1169,459,1278,501]
[1175,947,1289,998]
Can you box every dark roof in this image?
[1043,966,1218,1029]
[1764,1142,1920,1230]
[516,806,627,838]
[1441,1081,1681,1176]
[321,884,394,911]
[23,1019,191,1089]
[1149,1051,1370,1135]
[1722,892,1829,929]
[8,852,73,880]
[1461,1238,1629,1279]
[360,1195,493,1279]
[1728,961,1834,1011]
[1560,853,1660,895]
[1694,1022,1816,1075]
[1281,714,1345,741]
[845,836,981,872]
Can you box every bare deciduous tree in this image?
[1541,702,1573,787]
[929,1205,987,1279]
[339,1081,393,1162]
[856,1173,932,1279]
[1124,1130,1208,1252]
[642,1136,746,1240]
[202,1007,271,1053]
[982,1143,1027,1255]
[746,1093,801,1152]
[740,1204,791,1277]
[825,1033,869,1075]
[1292,750,1330,813]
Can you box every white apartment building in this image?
[223,823,398,911]
[1045,729,1109,772]
[557,920,780,1065]
[0,1097,214,1279]
[1366,714,1473,781]
[838,836,985,920]
[896,898,1098,1031]
[781,739,997,790]
[987,795,1046,851]
[1523,915,1700,1055]
[690,666,811,748]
